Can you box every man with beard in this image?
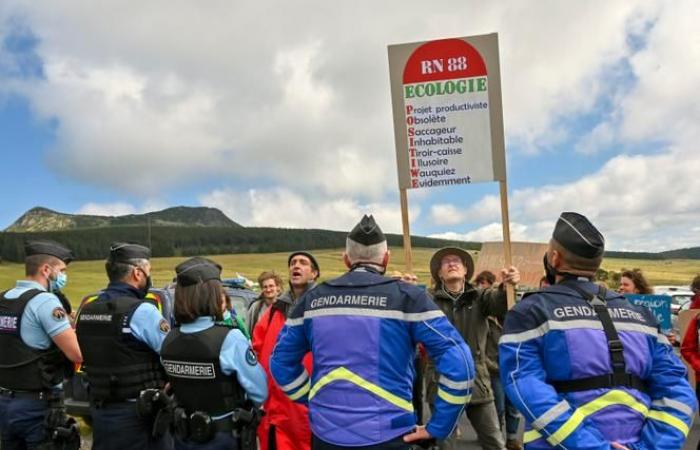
[75,242,171,450]
[426,248,520,450]
[270,215,474,450]
[500,212,695,449]
[253,251,320,450]
[0,240,82,449]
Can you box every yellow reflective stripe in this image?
[648,410,690,436]
[526,390,649,445]
[523,429,541,443]
[437,388,470,405]
[287,380,310,401]
[76,295,99,318]
[309,367,413,412]
[145,292,163,313]
[547,409,586,445]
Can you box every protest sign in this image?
[474,241,548,289]
[625,294,672,332]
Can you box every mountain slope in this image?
[6,206,241,232]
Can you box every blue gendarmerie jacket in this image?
[499,278,697,450]
[270,267,475,446]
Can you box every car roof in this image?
[654,285,693,294]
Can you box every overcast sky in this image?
[1,0,698,252]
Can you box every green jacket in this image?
[425,283,507,405]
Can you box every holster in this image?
[137,388,174,439]
[232,407,264,450]
[42,393,81,450]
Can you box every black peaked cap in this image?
[176,257,222,287]
[552,212,605,258]
[25,240,74,264]
[348,215,386,246]
[109,242,151,263]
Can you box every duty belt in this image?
[0,387,51,400]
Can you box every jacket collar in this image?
[277,281,317,306]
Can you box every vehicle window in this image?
[228,294,248,315]
[672,295,692,305]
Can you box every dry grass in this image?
[1,248,698,307]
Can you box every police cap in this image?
[347,215,386,246]
[109,242,151,263]
[552,212,605,258]
[24,240,74,264]
[176,257,222,287]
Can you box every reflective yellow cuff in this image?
[523,429,541,443]
[546,409,585,445]
[287,380,310,401]
[648,410,690,437]
[437,388,470,405]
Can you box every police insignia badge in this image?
[159,319,171,333]
[245,347,258,366]
[52,307,66,321]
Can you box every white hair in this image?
[345,239,388,267]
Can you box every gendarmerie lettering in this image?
[310,295,388,309]
[552,306,644,322]
[162,360,216,379]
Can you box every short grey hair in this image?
[105,258,149,283]
[345,239,388,267]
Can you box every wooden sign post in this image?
[388,34,512,290]
[499,180,515,307]
[399,188,413,274]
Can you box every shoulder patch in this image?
[52,307,67,321]
[245,347,258,366]
[159,319,171,333]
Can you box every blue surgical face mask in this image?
[50,271,68,292]
[222,309,232,322]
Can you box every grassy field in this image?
[1,248,699,307]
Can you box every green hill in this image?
[2,206,698,263]
[6,206,240,232]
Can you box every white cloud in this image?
[427,0,700,252]
[198,186,419,234]
[0,0,664,193]
[429,220,557,243]
[76,202,136,217]
[76,200,167,217]
[1,0,698,252]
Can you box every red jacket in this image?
[690,293,700,310]
[680,313,700,379]
[253,303,312,450]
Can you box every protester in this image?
[252,251,319,450]
[475,270,497,289]
[75,242,172,450]
[270,215,474,449]
[0,240,82,449]
[426,248,519,450]
[689,274,700,309]
[479,273,523,450]
[500,212,696,449]
[617,268,653,295]
[247,271,282,332]
[160,257,267,449]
